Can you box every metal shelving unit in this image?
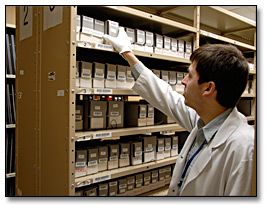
[14,6,256,196]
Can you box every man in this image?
[104,27,254,196]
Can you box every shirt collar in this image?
[197,108,232,143]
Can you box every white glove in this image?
[103,27,133,54]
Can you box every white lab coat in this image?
[132,63,255,196]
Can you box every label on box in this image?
[76,162,86,167]
[139,114,146,118]
[111,111,119,116]
[78,154,85,159]
[119,184,127,189]
[146,147,153,152]
[88,160,98,166]
[120,154,128,159]
[93,111,102,116]
[76,115,82,121]
[100,151,106,156]
[152,173,158,177]
[99,158,107,163]
[158,147,164,152]
[165,146,171,151]
[107,71,116,79]
[128,179,135,184]
[90,153,97,158]
[136,179,143,184]
[172,145,178,149]
[135,151,142,156]
[110,156,118,161]
[117,74,126,81]
[95,69,104,78]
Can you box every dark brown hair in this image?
[190,44,249,108]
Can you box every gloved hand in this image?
[103,27,133,54]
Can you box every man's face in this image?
[181,61,204,110]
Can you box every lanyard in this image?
[178,139,206,188]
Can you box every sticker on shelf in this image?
[201,30,208,36]
[76,135,91,142]
[209,32,219,39]
[77,88,91,94]
[93,132,112,139]
[77,42,92,48]
[76,180,91,188]
[95,43,114,51]
[92,174,111,184]
[94,88,113,94]
[160,130,171,135]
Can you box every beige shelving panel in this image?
[15,6,256,196]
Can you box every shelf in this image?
[246,116,255,121]
[141,185,169,196]
[6,23,16,29]
[131,6,256,51]
[76,88,137,95]
[76,87,183,96]
[242,93,255,98]
[200,6,255,47]
[105,6,197,34]
[76,124,186,141]
[75,156,177,188]
[77,41,191,64]
[6,172,16,178]
[200,30,255,51]
[6,74,16,79]
[208,6,255,28]
[6,124,16,128]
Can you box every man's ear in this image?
[203,81,216,96]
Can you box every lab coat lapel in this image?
[180,127,199,159]
[181,107,241,190]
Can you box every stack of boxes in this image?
[76,61,135,90]
[75,165,173,196]
[76,15,193,59]
[75,134,179,178]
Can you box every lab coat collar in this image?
[210,107,242,149]
[181,107,242,191]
